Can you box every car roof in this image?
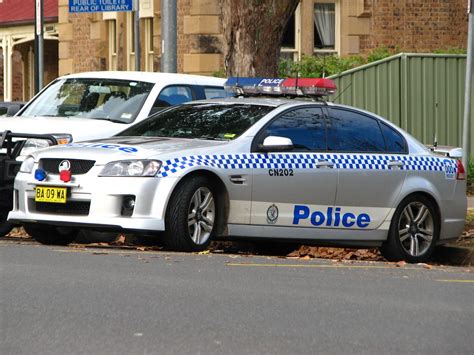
[188,96,329,107]
[58,71,226,86]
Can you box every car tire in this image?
[0,209,14,237]
[24,224,77,246]
[381,194,439,263]
[164,176,217,252]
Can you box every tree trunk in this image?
[219,0,300,77]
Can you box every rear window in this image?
[380,122,407,153]
[327,108,386,152]
[204,86,227,99]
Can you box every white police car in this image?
[8,78,467,262]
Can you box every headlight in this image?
[18,139,51,157]
[19,156,35,173]
[18,134,72,157]
[99,160,162,177]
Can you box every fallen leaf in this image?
[396,261,407,267]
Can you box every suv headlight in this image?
[99,160,162,177]
[18,134,73,158]
[19,156,35,173]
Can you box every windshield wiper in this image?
[196,135,227,141]
[89,117,126,124]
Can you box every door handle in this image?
[315,160,334,168]
[388,160,404,168]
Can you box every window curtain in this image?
[314,3,335,48]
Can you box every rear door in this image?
[326,107,408,230]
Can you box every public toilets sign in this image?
[69,0,134,13]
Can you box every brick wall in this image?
[360,0,468,53]
[68,13,107,72]
[11,50,23,101]
[177,0,191,72]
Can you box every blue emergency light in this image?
[34,169,47,181]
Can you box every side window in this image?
[263,107,326,151]
[204,86,227,99]
[380,122,407,153]
[156,86,193,106]
[327,108,385,152]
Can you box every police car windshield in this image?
[20,78,154,124]
[119,103,274,140]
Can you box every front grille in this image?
[34,201,91,216]
[40,159,95,175]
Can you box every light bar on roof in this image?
[224,77,337,97]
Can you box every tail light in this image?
[456,160,466,180]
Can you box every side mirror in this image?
[258,136,294,152]
[6,104,22,116]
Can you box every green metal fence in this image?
[328,53,473,156]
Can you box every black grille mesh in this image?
[40,159,95,175]
[34,201,90,216]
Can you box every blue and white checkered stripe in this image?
[158,153,452,177]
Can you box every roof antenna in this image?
[433,132,438,149]
[322,55,326,78]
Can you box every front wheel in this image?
[24,224,78,245]
[381,194,439,263]
[164,176,217,252]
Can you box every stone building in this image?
[1,0,469,102]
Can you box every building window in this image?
[280,4,301,61]
[314,1,339,54]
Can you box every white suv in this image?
[0,71,225,236]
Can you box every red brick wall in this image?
[11,50,23,101]
[360,0,468,53]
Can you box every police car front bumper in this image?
[8,172,178,232]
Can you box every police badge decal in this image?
[266,204,279,224]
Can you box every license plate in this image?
[35,186,67,203]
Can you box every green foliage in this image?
[212,68,226,78]
[433,47,467,54]
[366,46,395,62]
[468,159,474,194]
[278,46,394,78]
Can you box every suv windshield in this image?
[20,78,155,124]
[119,103,274,140]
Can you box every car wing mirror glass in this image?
[6,104,22,116]
[258,136,294,152]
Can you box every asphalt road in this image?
[1,240,473,355]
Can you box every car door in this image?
[326,107,408,230]
[250,106,338,229]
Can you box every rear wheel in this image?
[24,224,77,245]
[381,194,439,263]
[164,176,216,252]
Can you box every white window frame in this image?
[126,12,135,70]
[280,3,301,62]
[313,0,340,55]
[144,18,154,72]
[108,20,117,71]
